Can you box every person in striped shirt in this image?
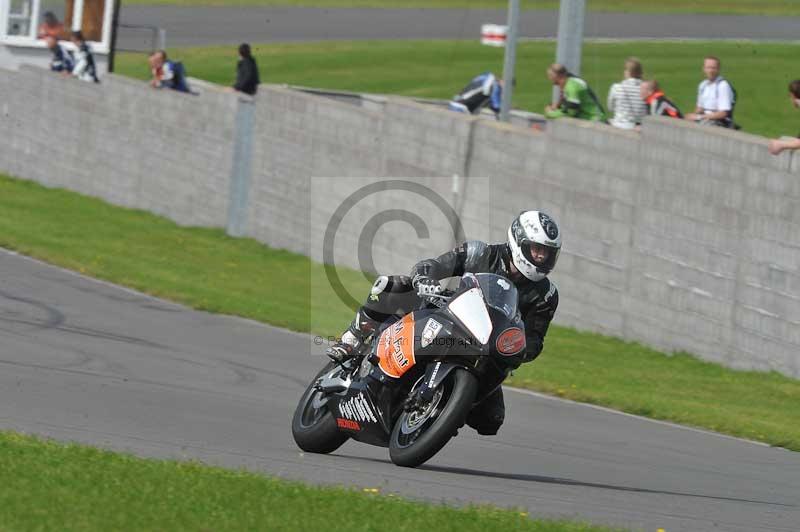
[640,80,683,119]
[607,57,648,130]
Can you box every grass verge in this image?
[117,40,800,140]
[0,431,626,531]
[120,0,800,17]
[1,174,799,450]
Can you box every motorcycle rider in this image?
[326,210,561,436]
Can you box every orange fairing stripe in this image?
[377,313,417,378]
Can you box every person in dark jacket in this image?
[232,43,260,95]
[326,211,561,436]
[640,79,683,119]
[45,36,73,73]
[149,50,190,93]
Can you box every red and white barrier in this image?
[480,24,507,47]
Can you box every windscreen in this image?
[475,273,518,319]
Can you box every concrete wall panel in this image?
[3,70,800,378]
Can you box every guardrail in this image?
[115,24,166,54]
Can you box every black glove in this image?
[412,275,442,298]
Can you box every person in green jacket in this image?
[544,63,607,122]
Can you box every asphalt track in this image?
[117,7,800,48]
[2,247,799,531]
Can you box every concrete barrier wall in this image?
[246,86,799,377]
[247,89,481,275]
[635,119,800,375]
[0,66,237,228]
[2,67,799,377]
[534,120,641,337]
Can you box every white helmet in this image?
[507,211,562,282]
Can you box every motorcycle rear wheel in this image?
[291,362,350,454]
[389,368,478,468]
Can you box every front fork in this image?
[404,361,472,412]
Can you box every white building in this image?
[0,0,116,73]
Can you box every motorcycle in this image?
[291,272,527,468]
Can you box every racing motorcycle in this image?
[291,273,527,468]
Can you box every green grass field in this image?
[2,174,799,451]
[120,0,800,17]
[0,431,626,532]
[117,40,799,139]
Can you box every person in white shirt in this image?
[607,57,648,130]
[686,56,736,128]
[70,31,98,83]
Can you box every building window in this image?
[6,0,34,36]
[2,0,113,48]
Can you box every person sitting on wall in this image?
[768,80,800,155]
[448,72,503,118]
[45,36,74,73]
[37,12,65,40]
[149,50,190,93]
[685,56,738,129]
[229,43,260,96]
[70,31,99,83]
[640,79,683,119]
[607,57,648,129]
[544,63,606,123]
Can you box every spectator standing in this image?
[45,36,74,73]
[768,80,800,155]
[607,57,648,129]
[149,50,190,93]
[232,43,260,95]
[544,64,606,123]
[37,12,64,39]
[640,80,683,119]
[70,31,98,83]
[685,56,737,128]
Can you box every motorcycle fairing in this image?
[376,313,417,379]
[328,378,393,447]
[330,273,525,447]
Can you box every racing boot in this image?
[466,386,505,436]
[326,309,381,364]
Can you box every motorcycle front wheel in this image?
[291,362,350,454]
[389,368,478,468]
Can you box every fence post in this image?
[226,96,256,237]
[552,0,586,103]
